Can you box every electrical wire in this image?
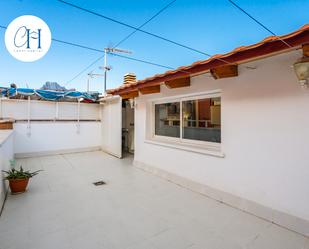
[3,1,231,86]
[227,0,292,48]
[64,55,104,86]
[52,38,104,53]
[63,0,180,85]
[57,0,213,57]
[0,24,179,74]
[1,1,295,91]
[6,0,264,88]
[65,51,182,87]
[114,0,177,48]
[108,52,174,70]
[0,25,104,53]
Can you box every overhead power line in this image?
[52,38,104,53]
[114,0,177,48]
[108,52,174,70]
[64,0,179,85]
[65,51,180,87]
[64,56,104,86]
[0,25,102,52]
[0,24,104,52]
[0,23,183,82]
[227,0,292,48]
[57,0,213,57]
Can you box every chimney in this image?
[123,73,136,85]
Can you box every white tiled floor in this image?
[0,151,308,249]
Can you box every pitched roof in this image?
[108,24,309,95]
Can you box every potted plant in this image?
[2,166,41,194]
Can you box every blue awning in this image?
[0,87,96,102]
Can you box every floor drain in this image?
[93,181,106,186]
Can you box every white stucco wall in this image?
[0,99,100,121]
[0,131,14,208]
[100,97,122,158]
[14,121,101,157]
[134,50,309,228]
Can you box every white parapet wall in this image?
[0,99,102,157]
[0,99,101,121]
[0,131,14,210]
[14,121,101,158]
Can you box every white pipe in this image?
[0,98,2,119]
[99,104,102,121]
[104,49,107,97]
[27,96,31,136]
[55,102,59,121]
[77,99,80,134]
[87,78,90,93]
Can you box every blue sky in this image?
[0,0,308,92]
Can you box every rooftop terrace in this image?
[0,151,308,249]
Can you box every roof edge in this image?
[108,24,309,95]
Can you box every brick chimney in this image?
[123,73,136,85]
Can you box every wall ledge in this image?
[133,160,309,237]
[15,146,101,159]
[144,139,225,158]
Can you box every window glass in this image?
[182,97,221,143]
[155,102,180,138]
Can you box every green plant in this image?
[2,166,41,180]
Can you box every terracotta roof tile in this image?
[108,24,309,95]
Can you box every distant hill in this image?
[40,82,75,91]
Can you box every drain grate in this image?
[93,181,106,186]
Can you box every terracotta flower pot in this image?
[8,178,29,194]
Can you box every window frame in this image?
[150,90,221,150]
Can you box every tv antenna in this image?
[102,47,132,96]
